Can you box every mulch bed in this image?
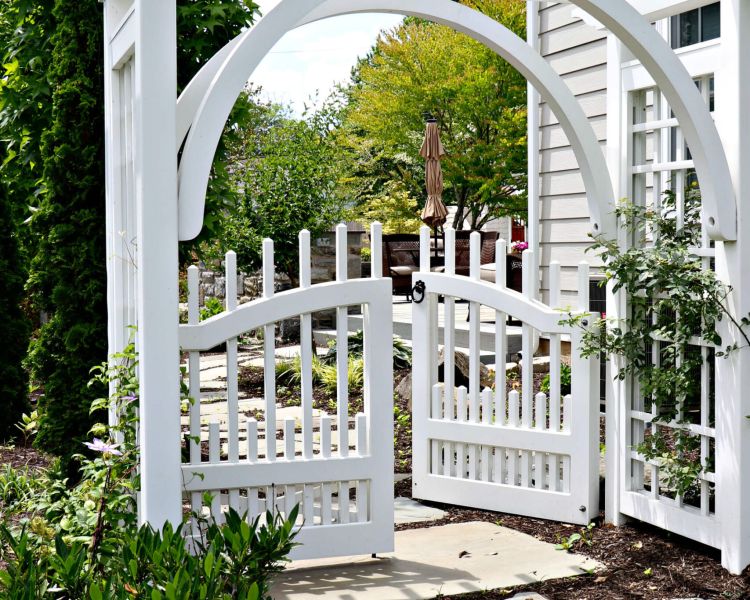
[0,444,50,472]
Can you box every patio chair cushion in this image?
[389,265,419,277]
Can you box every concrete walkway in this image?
[271,521,601,599]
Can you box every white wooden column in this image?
[604,32,628,527]
[526,0,540,295]
[134,0,181,527]
[714,0,750,574]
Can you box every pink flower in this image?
[84,438,122,456]
[512,241,529,252]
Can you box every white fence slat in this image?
[225,251,239,465]
[356,414,368,523]
[521,324,533,428]
[208,421,223,524]
[262,239,276,462]
[445,227,456,274]
[370,222,383,279]
[420,226,431,273]
[481,387,492,424]
[299,230,311,288]
[320,415,333,525]
[336,306,349,457]
[444,228,456,419]
[284,418,295,460]
[444,441,453,477]
[432,383,442,419]
[470,231,480,280]
[562,394,572,433]
[246,419,259,518]
[338,481,350,525]
[335,224,349,458]
[494,238,507,426]
[299,231,314,460]
[431,386,441,473]
[457,385,468,422]
[187,266,201,466]
[468,443,478,480]
[470,382,480,424]
[535,392,547,431]
[509,389,520,427]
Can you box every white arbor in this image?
[103,0,749,573]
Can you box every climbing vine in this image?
[564,187,750,498]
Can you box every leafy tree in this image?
[0,177,30,441]
[224,98,347,285]
[351,181,423,234]
[177,0,259,261]
[22,0,259,465]
[0,0,54,255]
[340,0,527,230]
[25,0,108,465]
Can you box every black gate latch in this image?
[411,280,426,304]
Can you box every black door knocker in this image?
[411,280,426,304]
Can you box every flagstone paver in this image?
[393,497,446,524]
[271,521,602,599]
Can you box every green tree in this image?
[340,0,527,230]
[224,99,347,284]
[22,0,259,465]
[25,0,108,464]
[0,0,55,255]
[0,177,30,441]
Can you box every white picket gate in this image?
[178,224,394,560]
[411,227,600,524]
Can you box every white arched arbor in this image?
[176,0,736,242]
[105,0,749,574]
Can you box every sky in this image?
[250,1,403,115]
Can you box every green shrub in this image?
[0,465,38,511]
[320,357,365,394]
[201,296,226,321]
[322,330,412,370]
[540,363,572,396]
[0,341,298,598]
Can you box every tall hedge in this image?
[26,0,107,462]
[0,177,30,441]
[24,0,259,464]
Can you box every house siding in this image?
[536,2,608,307]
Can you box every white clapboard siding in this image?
[178,223,394,561]
[411,227,600,524]
[535,1,607,305]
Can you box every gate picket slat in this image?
[356,414,368,523]
[431,385,441,474]
[494,239,507,426]
[246,419,259,518]
[320,415,333,525]
[208,421,223,524]
[299,230,314,460]
[262,239,276,462]
[444,228,456,420]
[187,266,202,517]
[335,224,350,459]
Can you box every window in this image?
[670,2,720,49]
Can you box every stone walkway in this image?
[271,521,599,599]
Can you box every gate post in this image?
[412,228,438,495]
[133,0,182,527]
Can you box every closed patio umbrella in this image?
[419,120,448,258]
